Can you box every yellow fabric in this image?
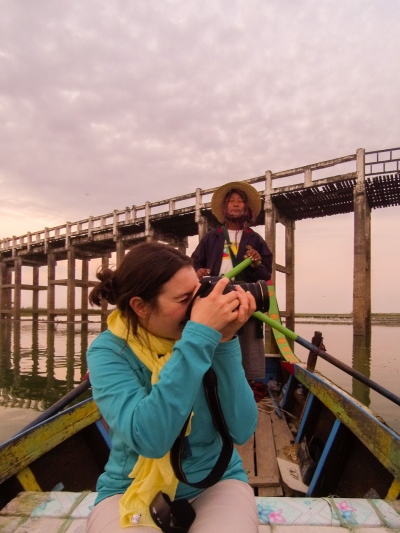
[107,309,190,529]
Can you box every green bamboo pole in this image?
[223,257,252,279]
[223,258,400,406]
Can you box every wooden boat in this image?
[1,285,400,531]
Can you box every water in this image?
[292,322,400,435]
[0,319,399,442]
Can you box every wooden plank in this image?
[271,412,299,496]
[237,410,290,496]
[255,410,279,482]
[270,410,295,458]
[247,476,276,487]
[254,410,282,496]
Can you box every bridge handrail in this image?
[365,147,400,176]
[1,148,398,254]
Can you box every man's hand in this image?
[244,246,261,268]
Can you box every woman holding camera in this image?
[86,241,259,533]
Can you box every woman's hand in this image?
[190,277,256,341]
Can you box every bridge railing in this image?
[0,191,213,254]
[365,147,400,176]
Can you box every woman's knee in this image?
[190,480,258,533]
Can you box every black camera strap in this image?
[170,367,233,489]
[150,491,196,533]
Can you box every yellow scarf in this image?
[107,309,189,529]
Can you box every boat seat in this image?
[0,491,399,532]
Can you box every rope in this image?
[367,498,389,528]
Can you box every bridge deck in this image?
[1,145,399,262]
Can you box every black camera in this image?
[195,276,270,313]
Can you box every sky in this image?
[0,0,399,313]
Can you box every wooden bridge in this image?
[1,147,399,336]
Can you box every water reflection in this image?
[352,332,371,408]
[0,321,12,382]
[47,322,55,392]
[1,319,399,437]
[66,323,75,390]
[0,320,98,414]
[13,321,21,389]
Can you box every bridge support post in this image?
[264,168,296,351]
[353,148,371,336]
[176,237,188,254]
[13,258,22,321]
[32,266,40,322]
[67,247,76,323]
[47,254,56,322]
[197,216,209,241]
[285,218,295,335]
[116,240,125,267]
[100,255,109,330]
[0,263,12,319]
[81,259,89,322]
[265,171,276,281]
[264,171,278,354]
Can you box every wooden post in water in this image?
[264,170,279,355]
[196,187,209,241]
[67,247,76,323]
[0,263,12,319]
[13,257,22,321]
[81,259,89,322]
[100,255,109,330]
[264,171,276,279]
[32,266,39,322]
[47,253,56,322]
[353,148,371,336]
[116,240,125,267]
[285,218,295,335]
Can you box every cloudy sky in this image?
[1,0,399,313]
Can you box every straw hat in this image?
[211,181,261,223]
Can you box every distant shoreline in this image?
[295,313,400,326]
[12,310,400,327]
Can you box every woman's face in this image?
[140,266,199,340]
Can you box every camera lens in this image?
[233,280,269,313]
[190,276,270,315]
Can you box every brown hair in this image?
[89,241,193,334]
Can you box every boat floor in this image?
[236,405,308,497]
[1,409,399,531]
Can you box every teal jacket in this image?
[86,320,258,504]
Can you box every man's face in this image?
[225,192,246,219]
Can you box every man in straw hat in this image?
[191,181,273,380]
